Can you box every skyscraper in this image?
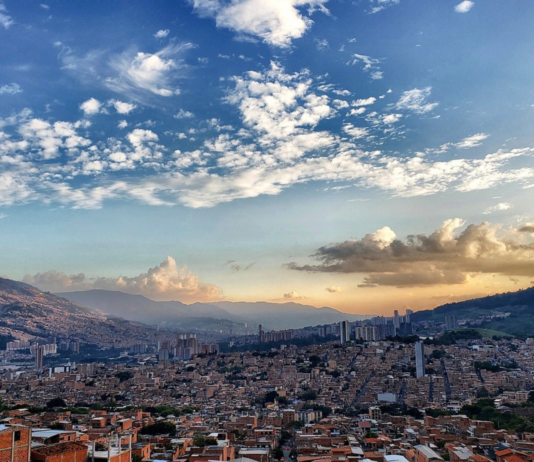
[340,320,350,345]
[415,341,425,378]
[35,346,44,372]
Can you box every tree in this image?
[299,390,317,401]
[139,421,176,436]
[114,371,133,382]
[46,397,67,408]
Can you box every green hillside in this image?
[412,287,534,337]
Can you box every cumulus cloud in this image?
[395,87,438,114]
[1,63,534,211]
[352,97,376,107]
[154,29,170,38]
[109,99,137,114]
[287,218,534,287]
[519,223,534,233]
[455,1,474,13]
[283,290,304,299]
[325,285,342,293]
[0,83,22,95]
[483,202,511,215]
[193,0,329,47]
[23,256,221,301]
[80,98,102,115]
[174,109,194,119]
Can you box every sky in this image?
[1,0,534,316]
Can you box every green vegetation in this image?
[193,434,218,447]
[461,399,534,432]
[424,329,482,345]
[142,404,198,416]
[474,360,519,373]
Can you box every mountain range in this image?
[58,290,369,330]
[0,277,166,348]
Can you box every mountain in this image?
[59,289,234,325]
[58,289,369,330]
[411,286,534,336]
[0,277,164,348]
[211,301,369,330]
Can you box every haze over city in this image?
[1,0,534,315]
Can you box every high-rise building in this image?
[258,324,264,343]
[340,320,350,345]
[35,346,44,371]
[445,315,458,330]
[415,341,425,378]
[405,309,413,323]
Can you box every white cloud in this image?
[382,113,402,124]
[325,285,342,293]
[395,87,438,114]
[0,83,22,95]
[349,107,366,116]
[80,98,101,115]
[343,123,369,139]
[118,120,128,129]
[95,43,194,102]
[369,0,399,14]
[174,109,195,119]
[455,1,474,13]
[192,0,329,48]
[483,202,511,215]
[154,29,170,38]
[348,53,383,79]
[352,97,376,107]
[23,256,221,302]
[109,99,137,114]
[0,3,13,29]
[455,133,488,149]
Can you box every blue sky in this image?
[1,0,534,315]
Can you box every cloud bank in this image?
[287,218,534,287]
[23,256,221,302]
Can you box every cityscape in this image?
[2,3,534,462]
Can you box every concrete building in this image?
[415,341,425,379]
[340,320,350,345]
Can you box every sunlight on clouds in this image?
[287,218,534,288]
[483,202,511,215]
[23,256,221,302]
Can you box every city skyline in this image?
[1,1,534,315]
